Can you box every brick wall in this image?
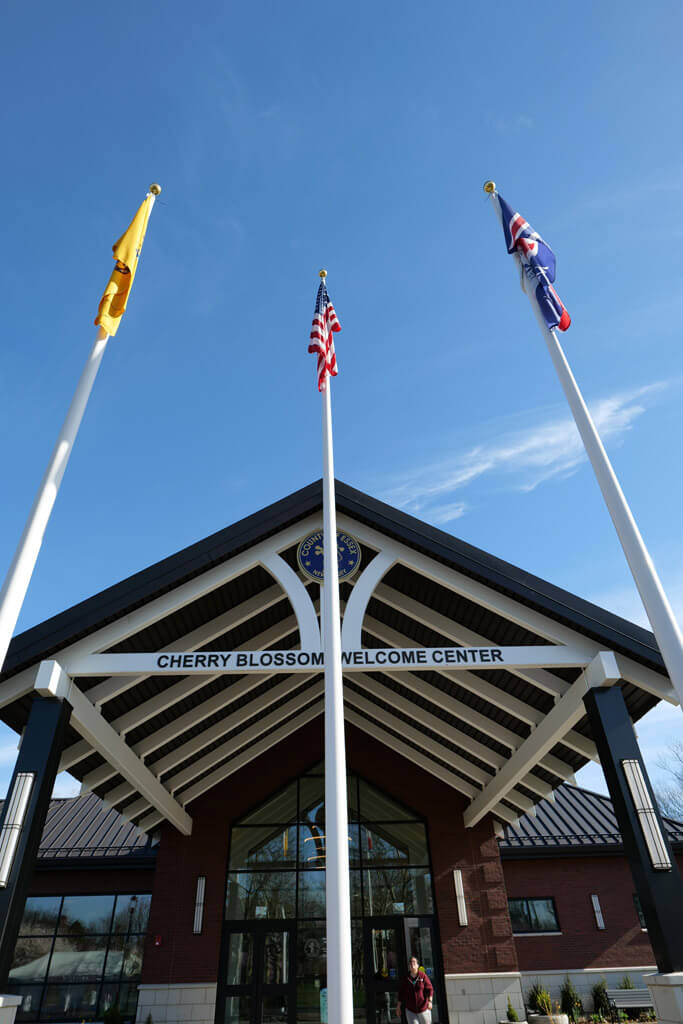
[502,853,683,971]
[140,719,517,986]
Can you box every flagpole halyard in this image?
[486,183,683,712]
[0,187,160,674]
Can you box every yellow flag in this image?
[95,195,153,336]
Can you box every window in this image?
[633,893,647,929]
[8,893,151,1023]
[508,897,560,934]
[224,770,433,925]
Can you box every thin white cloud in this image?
[384,382,667,521]
[427,502,467,525]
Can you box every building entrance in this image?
[221,922,295,1024]
[364,916,444,1024]
[217,766,447,1024]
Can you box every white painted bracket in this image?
[34,660,192,835]
[463,652,620,828]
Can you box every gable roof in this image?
[0,479,665,683]
[0,480,673,838]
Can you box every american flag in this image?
[308,281,341,391]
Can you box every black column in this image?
[0,693,72,989]
[583,684,683,974]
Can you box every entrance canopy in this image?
[0,481,676,837]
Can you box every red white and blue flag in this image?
[309,281,340,391]
[497,195,571,332]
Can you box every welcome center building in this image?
[0,481,682,1024]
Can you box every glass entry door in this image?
[222,922,294,1024]
[363,917,445,1024]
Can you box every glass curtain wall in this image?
[223,766,435,1024]
[8,893,151,1023]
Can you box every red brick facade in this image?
[26,726,681,990]
[139,720,518,986]
[502,852,683,972]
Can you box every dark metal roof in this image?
[500,782,683,857]
[0,792,155,866]
[1,480,666,683]
[14,785,682,868]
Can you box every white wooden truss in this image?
[1,507,676,837]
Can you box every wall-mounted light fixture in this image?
[0,772,35,887]
[193,876,206,934]
[590,894,605,930]
[453,869,468,926]
[621,759,672,871]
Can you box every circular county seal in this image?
[297,531,361,583]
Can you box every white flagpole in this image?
[0,186,160,674]
[485,181,683,711]
[319,270,354,1024]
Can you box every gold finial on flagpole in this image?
[483,181,496,194]
[319,269,327,279]
[150,183,162,195]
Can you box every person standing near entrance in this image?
[396,956,434,1024]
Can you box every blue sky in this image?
[0,1,682,802]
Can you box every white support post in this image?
[322,373,354,1024]
[487,184,683,713]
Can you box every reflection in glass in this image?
[508,898,558,933]
[363,868,433,915]
[263,932,289,984]
[58,895,115,935]
[100,981,139,1015]
[230,826,298,870]
[225,994,252,1024]
[226,932,253,986]
[9,939,53,983]
[298,871,326,918]
[47,937,107,981]
[361,822,428,866]
[10,891,150,1022]
[226,872,296,920]
[19,898,61,937]
[112,893,151,933]
[42,983,99,1018]
[358,782,413,822]
[241,782,297,825]
[299,778,324,826]
[299,823,326,868]
[296,922,326,1024]
[11,984,43,1022]
[262,993,288,1023]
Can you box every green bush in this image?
[527,982,552,1015]
[617,974,636,989]
[592,979,610,1017]
[506,996,519,1022]
[560,976,583,1021]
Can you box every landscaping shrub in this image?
[506,996,519,1021]
[592,979,610,1017]
[560,976,583,1021]
[527,982,552,1015]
